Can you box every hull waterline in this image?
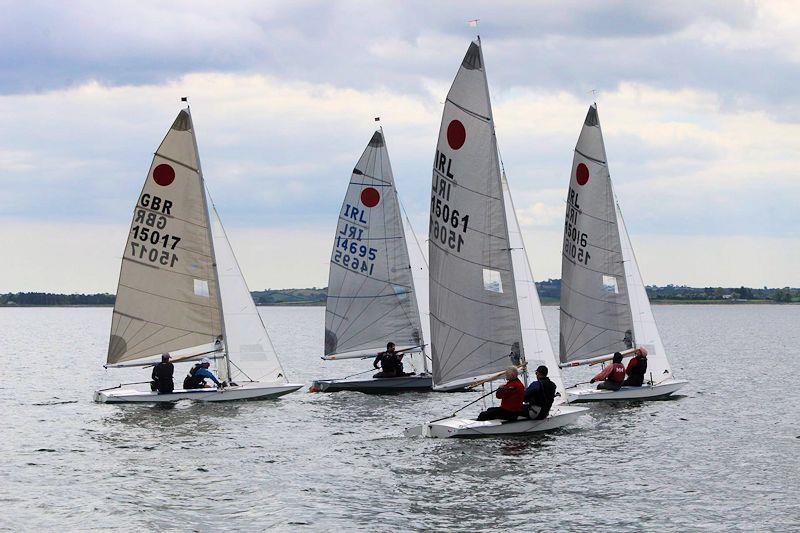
[405,404,588,439]
[311,374,432,394]
[94,382,303,403]
[566,379,688,403]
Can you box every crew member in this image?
[183,358,224,389]
[151,353,174,394]
[523,365,557,420]
[590,352,626,391]
[476,367,525,421]
[622,346,648,387]
[373,342,405,378]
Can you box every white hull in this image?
[311,374,432,393]
[405,404,588,439]
[94,381,303,403]
[566,379,688,403]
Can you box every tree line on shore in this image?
[1,282,798,306]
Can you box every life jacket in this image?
[183,364,207,389]
[497,378,525,412]
[379,352,401,374]
[528,377,557,420]
[630,355,647,377]
[608,363,626,383]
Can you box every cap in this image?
[535,365,548,376]
[636,346,649,357]
[200,357,211,365]
[161,353,171,361]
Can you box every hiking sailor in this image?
[590,351,626,391]
[150,353,174,394]
[523,365,557,420]
[373,342,407,378]
[183,357,225,389]
[622,346,649,387]
[476,367,525,421]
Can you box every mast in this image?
[382,122,430,375]
[186,101,231,383]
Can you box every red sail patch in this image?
[447,120,466,150]
[576,163,589,186]
[153,164,175,186]
[361,187,380,208]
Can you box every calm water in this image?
[0,305,797,532]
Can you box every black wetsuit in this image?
[524,377,556,420]
[622,355,648,387]
[373,351,403,378]
[151,362,174,394]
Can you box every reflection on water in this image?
[0,305,798,531]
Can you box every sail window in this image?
[393,285,409,300]
[483,269,503,293]
[240,344,265,354]
[602,275,619,294]
[194,279,210,297]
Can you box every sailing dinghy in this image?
[405,39,587,437]
[558,104,688,402]
[311,129,433,393]
[95,107,302,403]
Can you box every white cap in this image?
[200,357,211,365]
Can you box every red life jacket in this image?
[496,378,525,412]
[608,362,626,383]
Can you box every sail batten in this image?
[324,130,424,359]
[559,104,635,364]
[428,40,524,389]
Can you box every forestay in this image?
[210,204,287,383]
[615,198,673,382]
[107,109,223,365]
[502,172,566,400]
[559,104,634,365]
[324,130,424,359]
[428,39,523,389]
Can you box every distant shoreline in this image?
[3,301,798,308]
[2,283,797,307]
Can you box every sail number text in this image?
[430,171,469,253]
[563,187,591,266]
[333,216,379,276]
[128,194,180,268]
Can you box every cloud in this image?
[1,1,799,289]
[4,1,796,116]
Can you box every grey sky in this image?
[1,1,798,291]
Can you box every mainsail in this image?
[616,198,673,382]
[210,204,287,383]
[107,108,223,365]
[428,39,523,388]
[559,104,634,364]
[502,172,566,400]
[324,130,424,359]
